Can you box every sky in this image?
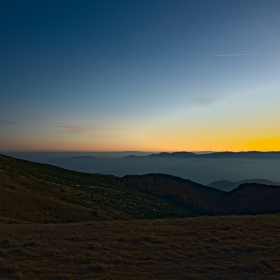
[1,0,280,152]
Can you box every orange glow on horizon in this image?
[1,123,279,152]
[1,136,279,153]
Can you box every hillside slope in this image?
[1,215,280,279]
[2,154,280,219]
[216,183,280,214]
[104,174,227,215]
[209,179,280,191]
[0,155,192,223]
[104,174,280,216]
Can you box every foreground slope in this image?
[0,154,192,223]
[1,154,280,279]
[1,215,280,279]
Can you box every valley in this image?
[1,154,280,279]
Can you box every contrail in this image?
[214,53,280,57]
[214,53,257,57]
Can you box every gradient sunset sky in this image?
[1,0,280,152]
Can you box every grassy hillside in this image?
[1,154,280,279]
[218,183,280,214]
[0,154,192,223]
[1,215,280,279]
[103,173,280,216]
[2,154,280,219]
[104,174,227,215]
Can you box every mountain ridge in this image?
[122,151,280,159]
[1,154,280,220]
[209,179,280,191]
[0,154,192,223]
[102,173,280,216]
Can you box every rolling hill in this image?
[102,173,280,216]
[209,179,280,191]
[1,154,280,279]
[103,174,227,215]
[217,183,280,214]
[127,151,280,159]
[0,154,192,223]
[1,154,280,220]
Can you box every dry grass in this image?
[1,155,280,279]
[1,214,280,279]
[0,155,191,223]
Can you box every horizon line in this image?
[1,150,280,153]
[214,52,280,57]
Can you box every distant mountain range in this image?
[123,151,280,159]
[41,151,280,161]
[44,151,280,186]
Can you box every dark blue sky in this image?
[1,0,280,151]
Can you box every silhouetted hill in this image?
[209,179,280,191]
[104,173,280,216]
[208,180,236,191]
[2,154,280,218]
[0,154,192,223]
[122,155,139,159]
[153,173,223,197]
[103,174,227,216]
[122,151,280,159]
[146,152,198,158]
[215,183,280,214]
[200,151,280,159]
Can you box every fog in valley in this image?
[3,152,280,185]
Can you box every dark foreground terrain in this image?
[1,215,280,279]
[1,154,280,279]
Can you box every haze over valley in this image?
[3,151,280,187]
